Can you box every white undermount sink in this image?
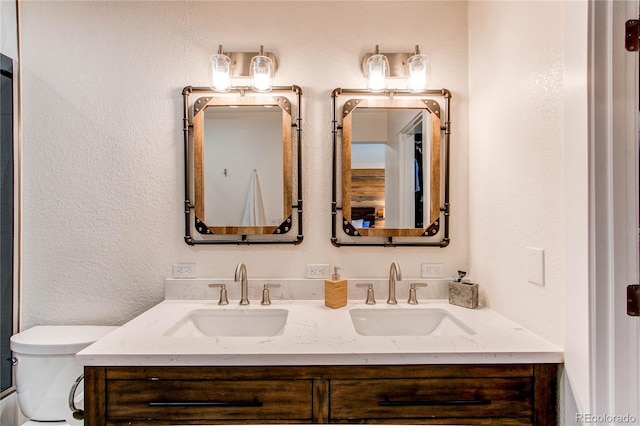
[349,308,475,336]
[164,308,288,337]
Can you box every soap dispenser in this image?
[325,266,348,309]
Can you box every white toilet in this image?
[10,325,118,426]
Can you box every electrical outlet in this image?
[173,263,196,278]
[421,263,444,278]
[306,264,330,279]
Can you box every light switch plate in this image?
[527,248,544,285]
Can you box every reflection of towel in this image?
[242,170,267,226]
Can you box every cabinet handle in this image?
[379,399,491,407]
[149,399,263,408]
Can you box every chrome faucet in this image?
[387,262,402,304]
[234,263,250,305]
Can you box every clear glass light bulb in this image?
[366,53,389,92]
[406,54,429,93]
[210,53,231,92]
[251,55,273,93]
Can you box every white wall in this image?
[562,0,590,416]
[467,0,565,347]
[204,109,283,226]
[351,144,385,169]
[19,1,469,327]
[352,111,388,143]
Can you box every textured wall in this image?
[19,1,470,328]
[468,1,565,346]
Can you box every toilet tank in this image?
[10,325,118,422]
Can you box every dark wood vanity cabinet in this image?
[84,364,558,425]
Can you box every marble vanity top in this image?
[77,296,563,366]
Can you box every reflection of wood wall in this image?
[351,168,385,209]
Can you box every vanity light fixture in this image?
[209,44,278,93]
[361,44,429,93]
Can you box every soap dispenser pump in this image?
[325,266,348,309]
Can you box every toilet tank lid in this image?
[10,325,119,355]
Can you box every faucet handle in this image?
[261,283,281,305]
[407,282,428,305]
[208,283,229,305]
[356,283,376,305]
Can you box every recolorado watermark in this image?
[576,413,637,424]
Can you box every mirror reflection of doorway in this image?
[414,132,424,228]
[351,108,430,229]
[396,111,429,229]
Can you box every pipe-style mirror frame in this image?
[182,85,303,245]
[331,88,451,247]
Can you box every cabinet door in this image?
[107,379,312,422]
[330,378,532,422]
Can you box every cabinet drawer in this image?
[330,378,532,421]
[106,379,312,422]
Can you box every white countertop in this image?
[77,299,562,366]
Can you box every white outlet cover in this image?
[421,263,444,278]
[173,263,196,278]
[527,248,544,285]
[306,264,330,279]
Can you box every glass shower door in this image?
[0,53,15,394]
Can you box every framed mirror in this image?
[182,86,303,245]
[331,89,451,247]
